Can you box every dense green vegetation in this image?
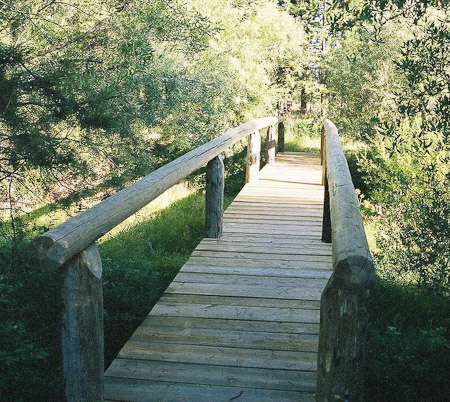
[1,0,449,400]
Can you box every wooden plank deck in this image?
[105,152,332,401]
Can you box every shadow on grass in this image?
[365,279,450,402]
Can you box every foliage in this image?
[366,280,450,401]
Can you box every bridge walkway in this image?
[104,152,332,401]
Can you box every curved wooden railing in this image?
[317,119,376,401]
[31,116,282,402]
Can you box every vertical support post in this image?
[246,131,261,183]
[321,126,325,166]
[278,122,285,153]
[322,175,331,243]
[317,280,371,401]
[61,243,104,402]
[205,154,224,238]
[266,125,276,164]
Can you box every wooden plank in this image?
[160,293,322,310]
[215,234,329,245]
[150,301,320,323]
[195,242,332,256]
[104,377,315,402]
[118,341,317,371]
[173,272,329,289]
[141,315,321,335]
[190,250,331,262]
[225,210,324,218]
[228,201,323,209]
[223,214,323,222]
[105,359,317,392]
[166,281,324,299]
[200,237,332,248]
[180,265,332,280]
[130,326,319,352]
[224,217,323,226]
[186,256,332,270]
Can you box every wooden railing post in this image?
[321,175,331,243]
[61,244,104,402]
[317,119,376,401]
[277,121,285,153]
[205,154,224,238]
[266,125,276,164]
[246,130,261,183]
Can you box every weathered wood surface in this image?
[205,154,224,238]
[316,120,376,401]
[61,244,104,402]
[266,125,276,164]
[245,130,261,183]
[105,152,331,401]
[278,121,285,152]
[32,117,277,271]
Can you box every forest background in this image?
[1,0,449,400]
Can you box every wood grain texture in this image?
[245,130,261,183]
[105,152,331,401]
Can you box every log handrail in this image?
[317,119,376,401]
[32,116,277,272]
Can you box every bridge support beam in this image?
[205,154,224,238]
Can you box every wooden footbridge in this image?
[33,118,375,401]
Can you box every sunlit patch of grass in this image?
[285,133,321,153]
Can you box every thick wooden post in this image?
[205,154,224,238]
[61,244,104,402]
[266,125,276,164]
[322,175,331,243]
[317,280,370,401]
[278,122,285,153]
[246,131,261,183]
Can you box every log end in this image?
[30,234,66,272]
